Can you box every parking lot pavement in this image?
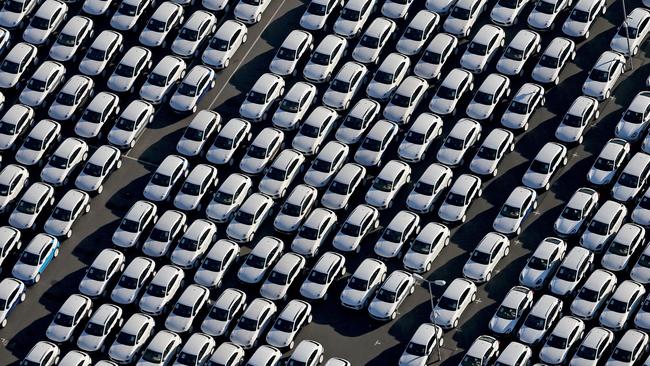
[0,0,648,364]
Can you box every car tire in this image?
[533,201,538,210]
[34,274,41,283]
[461,215,466,223]
[452,319,458,328]
[605,90,611,99]
[492,168,498,177]
[485,272,492,282]
[544,182,550,191]
[289,341,295,350]
[553,77,559,86]
[97,185,103,194]
[255,13,261,22]
[54,248,60,257]
[471,293,476,302]
[515,227,521,236]
[425,262,432,272]
[409,285,415,295]
[390,312,396,320]
[66,230,72,239]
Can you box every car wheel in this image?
[289,341,295,350]
[34,274,41,283]
[129,140,135,148]
[66,230,72,239]
[319,355,324,363]
[307,314,313,324]
[461,214,466,223]
[54,248,60,257]
[604,89,611,99]
[16,241,22,250]
[485,272,492,282]
[355,245,361,254]
[492,168,498,177]
[255,13,261,22]
[452,319,458,328]
[97,185,103,194]
[523,123,529,131]
[562,156,568,166]
[425,262,432,272]
[533,201,538,210]
[409,284,415,295]
[633,46,639,56]
[515,227,521,236]
[390,312,396,320]
[544,182,550,191]
[553,77,559,86]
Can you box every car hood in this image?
[522,171,547,189]
[110,14,136,30]
[403,251,428,270]
[580,231,608,251]
[631,265,650,284]
[46,324,73,343]
[428,0,454,12]
[555,125,582,142]
[611,184,636,202]
[49,104,75,121]
[292,135,317,154]
[79,59,104,76]
[258,178,282,196]
[170,249,197,268]
[303,169,331,188]
[367,81,394,101]
[375,240,402,258]
[112,229,138,248]
[438,204,464,222]
[0,71,18,88]
[201,317,228,336]
[9,211,34,229]
[176,140,202,157]
[570,298,597,319]
[239,101,265,120]
[354,149,381,166]
[143,184,170,202]
[335,127,363,144]
[269,59,294,76]
[518,327,545,345]
[260,283,286,300]
[333,19,359,37]
[107,75,133,93]
[0,12,22,28]
[194,268,221,287]
[519,267,546,288]
[540,345,569,365]
[109,343,138,363]
[396,39,420,56]
[587,168,613,186]
[399,353,427,366]
[165,314,191,333]
[140,84,166,104]
[550,278,574,296]
[461,53,487,70]
[443,18,468,35]
[429,97,454,115]
[19,89,46,107]
[44,219,69,237]
[532,66,558,83]
[352,46,377,64]
[469,157,495,175]
[491,5,516,23]
[467,103,492,120]
[437,148,463,166]
[554,218,580,236]
[79,278,106,297]
[172,40,195,57]
[78,334,104,352]
[341,288,366,307]
[321,192,346,210]
[23,29,49,45]
[368,299,396,319]
[494,215,520,233]
[333,234,358,251]
[139,295,165,314]
[75,121,102,138]
[237,265,264,283]
[234,3,258,20]
[463,261,487,280]
[562,20,588,37]
[49,45,75,62]
[528,12,555,29]
[173,194,199,211]
[274,215,301,232]
[266,329,292,348]
[497,58,523,75]
[300,13,326,30]
[111,286,139,305]
[601,253,628,271]
[139,31,165,47]
[300,282,327,299]
[489,316,516,334]
[229,328,255,348]
[365,189,390,208]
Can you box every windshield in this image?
[87,267,107,281]
[437,296,458,310]
[51,207,72,221]
[16,200,37,215]
[247,91,266,104]
[618,24,639,38]
[360,35,379,48]
[118,3,138,15]
[147,19,166,32]
[53,312,74,327]
[146,284,167,297]
[411,240,432,254]
[56,92,76,106]
[273,318,294,332]
[535,0,557,14]
[588,220,609,235]
[405,131,426,144]
[178,237,199,251]
[527,256,548,270]
[280,99,301,113]
[281,203,302,216]
[173,303,194,317]
[86,47,106,61]
[30,16,50,30]
[118,275,138,290]
[471,250,491,265]
[562,113,583,127]
[504,46,524,61]
[508,101,529,114]
[181,182,201,195]
[530,160,550,173]
[142,350,163,363]
[451,6,470,19]
[436,86,456,99]
[27,78,46,92]
[500,205,521,218]
[148,73,168,87]
[20,251,39,265]
[612,348,633,362]
[116,331,137,346]
[307,2,326,15]
[539,55,560,68]
[607,299,628,312]
[179,28,198,41]
[496,305,517,320]
[311,158,332,172]
[238,316,259,331]
[477,146,497,160]
[467,42,487,55]
[3,0,24,12]
[577,287,599,302]
[373,178,393,192]
[589,69,609,82]
[546,335,567,348]
[422,50,442,64]
[57,33,77,47]
[624,109,644,124]
[361,137,382,152]
[376,288,397,303]
[498,0,518,8]
[406,342,427,357]
[561,206,582,220]
[311,52,330,65]
[276,47,296,61]
[444,137,464,150]
[308,270,328,284]
[382,228,402,242]
[404,27,423,41]
[119,219,139,233]
[300,123,320,138]
[150,173,171,186]
[474,91,494,104]
[341,222,361,236]
[414,181,434,195]
[266,167,286,181]
[576,345,598,360]
[330,79,350,93]
[235,211,255,225]
[608,241,631,255]
[298,226,319,240]
[48,155,69,169]
[618,173,639,188]
[245,254,265,269]
[116,117,137,131]
[329,180,349,194]
[348,276,368,290]
[524,314,545,329]
[570,9,590,22]
[209,306,229,321]
[594,157,615,171]
[85,322,105,336]
[82,109,103,123]
[556,266,577,281]
[0,60,19,73]
[374,70,393,84]
[445,192,466,206]
[267,270,288,285]
[340,8,360,21]
[391,93,411,107]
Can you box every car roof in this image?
[593,200,625,221]
[381,270,411,291]
[552,316,583,337]
[562,247,591,267]
[291,341,322,361]
[27,341,58,361]
[219,118,249,139]
[272,149,303,169]
[581,327,612,348]
[279,299,309,321]
[377,160,409,181]
[335,163,364,183]
[251,236,283,256]
[186,164,215,184]
[545,37,574,56]
[122,313,153,334]
[59,294,91,315]
[505,186,535,207]
[425,33,457,53]
[378,53,409,73]
[286,184,316,204]
[240,193,272,213]
[348,98,379,118]
[583,269,615,290]
[31,119,61,140]
[450,174,480,194]
[567,96,597,116]
[54,137,86,157]
[216,19,245,38]
[344,0,367,11]
[0,278,23,297]
[253,127,283,147]
[92,30,121,50]
[215,288,245,309]
[245,297,275,315]
[476,232,506,253]
[512,83,543,104]
[154,55,185,76]
[62,15,92,36]
[252,73,282,93]
[367,119,397,139]
[0,165,27,185]
[24,183,53,201]
[184,10,215,30]
[273,252,304,273]
[122,100,153,120]
[123,256,154,277]
[628,92,650,113]
[2,104,34,124]
[478,73,508,93]
[482,128,512,149]
[497,342,530,363]
[353,258,385,280]
[184,65,213,85]
[509,29,539,49]
[534,142,565,163]
[347,204,377,225]
[305,106,337,126]
[313,252,343,274]
[530,294,560,316]
[599,138,628,160]
[386,210,418,231]
[365,17,395,37]
[120,46,150,67]
[467,335,498,356]
[396,76,427,94]
[419,163,451,184]
[613,223,644,245]
[501,286,531,308]
[149,330,180,351]
[125,200,155,221]
[184,219,214,238]
[57,189,87,210]
[568,187,596,208]
[443,278,474,299]
[471,24,503,45]
[410,323,439,345]
[153,1,182,19]
[152,265,183,285]
[408,10,437,30]
[180,333,213,355]
[442,68,471,88]
[219,173,250,195]
[317,34,346,54]
[157,155,187,175]
[35,0,67,18]
[534,237,564,258]
[91,248,123,270]
[91,304,120,324]
[286,81,315,101]
[335,61,366,80]
[317,141,347,162]
[281,30,311,50]
[616,329,647,350]
[7,42,37,63]
[628,7,650,26]
[178,284,208,304]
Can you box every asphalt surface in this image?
[0,0,648,364]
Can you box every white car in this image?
[110,256,155,305]
[107,99,155,149]
[398,112,443,163]
[19,61,66,108]
[260,252,305,301]
[381,0,414,19]
[170,219,217,269]
[171,11,217,58]
[205,173,253,223]
[406,163,452,213]
[75,145,122,195]
[46,294,92,343]
[610,7,650,56]
[303,34,347,83]
[555,95,600,144]
[138,265,184,316]
[562,0,606,38]
[488,286,534,336]
[258,149,305,199]
[82,0,114,15]
[291,208,337,258]
[368,270,415,321]
[44,189,90,238]
[553,187,599,238]
[237,236,283,284]
[340,258,387,310]
[300,252,345,300]
[194,239,239,289]
[501,82,545,131]
[599,280,645,331]
[527,0,571,31]
[304,141,349,188]
[137,331,181,365]
[202,20,247,69]
[140,55,187,105]
[229,298,277,349]
[272,82,317,130]
[143,209,188,262]
[74,92,120,140]
[0,165,29,214]
[300,0,342,31]
[201,289,246,337]
[292,106,337,156]
[428,68,474,116]
[23,0,67,45]
[635,294,650,330]
[519,237,566,290]
[108,47,153,94]
[77,304,123,353]
[522,142,568,190]
[0,42,38,90]
[443,0,488,36]
[601,223,645,272]
[517,295,563,346]
[323,61,369,111]
[611,152,650,203]
[396,10,439,56]
[632,187,650,228]
[460,25,505,73]
[374,210,420,259]
[436,118,481,167]
[414,33,458,80]
[403,222,450,273]
[239,73,284,122]
[110,0,152,31]
[493,186,537,236]
[173,164,218,211]
[587,138,630,187]
[466,73,510,121]
[470,128,514,176]
[108,313,154,364]
[383,76,429,125]
[138,2,184,48]
[582,51,626,101]
[273,184,318,234]
[266,300,312,349]
[164,285,210,333]
[616,91,650,142]
[497,29,541,76]
[365,160,411,210]
[0,226,21,268]
[205,118,251,166]
[333,0,377,39]
[579,200,626,253]
[0,104,34,152]
[335,98,381,146]
[143,154,189,202]
[170,65,215,113]
[539,316,585,365]
[79,249,125,299]
[11,234,59,285]
[460,336,500,366]
[432,278,477,329]
[462,232,510,282]
[321,163,366,211]
[226,193,274,243]
[239,127,284,175]
[570,269,617,320]
[491,0,531,26]
[40,137,89,187]
[15,119,61,167]
[532,37,575,85]
[606,329,649,365]
[493,343,532,366]
[269,30,313,77]
[332,204,379,253]
[549,246,593,297]
[366,53,409,102]
[569,327,614,365]
[79,30,123,77]
[234,0,272,24]
[438,174,482,224]
[48,75,94,122]
[176,110,221,158]
[10,182,54,230]
[352,17,396,65]
[111,200,157,249]
[0,0,37,29]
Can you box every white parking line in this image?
[121,153,158,168]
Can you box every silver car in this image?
[143,154,189,202]
[74,91,120,140]
[205,173,252,223]
[177,110,222,158]
[587,138,630,186]
[501,82,545,131]
[239,127,284,175]
[234,0,271,24]
[0,164,29,214]
[164,284,210,333]
[303,34,347,83]
[48,75,94,122]
[555,95,600,144]
[527,0,571,31]
[300,0,342,31]
[112,200,158,249]
[79,248,125,299]
[291,208,337,258]
[0,104,34,151]
[202,20,247,69]
[171,11,217,58]
[616,91,650,142]
[206,118,250,166]
[459,24,505,74]
[554,187,599,238]
[258,149,305,199]
[269,30,313,77]
[493,186,537,236]
[46,293,92,343]
[136,330,182,366]
[304,141,349,188]
[272,82,318,131]
[414,33,458,80]
[531,37,575,85]
[229,298,277,349]
[569,327,614,365]
[226,193,274,243]
[75,145,121,195]
[201,289,246,337]
[403,222,450,273]
[562,0,606,38]
[321,163,366,211]
[259,252,306,301]
[110,256,156,305]
[365,160,411,210]
[368,271,415,321]
[333,0,377,39]
[438,174,482,224]
[399,323,443,366]
[406,163,452,213]
[522,142,568,190]
[174,333,215,366]
[497,29,541,76]
[488,286,533,336]
[139,55,187,105]
[443,0,488,36]
[332,204,379,253]
[466,73,510,121]
[293,107,337,156]
[398,112,443,163]
[110,0,152,31]
[539,316,585,365]
[9,182,54,230]
[432,278,477,329]
[610,7,650,56]
[601,223,645,272]
[335,98,380,145]
[517,294,562,346]
[77,304,123,353]
[266,300,312,349]
[366,52,409,102]
[570,269,617,321]
[436,118,481,167]
[23,0,67,45]
[579,200,626,253]
[237,236,283,284]
[0,226,21,268]
[322,61,369,111]
[79,30,123,77]
[396,10,439,56]
[108,313,154,364]
[194,239,239,289]
[44,189,90,238]
[274,184,317,234]
[428,68,474,116]
[599,280,645,331]
[170,219,216,269]
[19,61,66,108]
[107,99,154,150]
[0,42,38,89]
[581,51,626,101]
[22,342,59,366]
[354,119,398,167]
[138,265,185,316]
[107,46,153,94]
[519,237,567,290]
[173,164,218,211]
[300,252,345,300]
[469,128,514,177]
[239,73,284,122]
[49,15,93,62]
[462,232,510,282]
[549,246,593,297]
[40,137,89,187]
[142,210,187,258]
[352,17,396,65]
[138,2,184,48]
[340,258,387,310]
[374,210,419,259]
